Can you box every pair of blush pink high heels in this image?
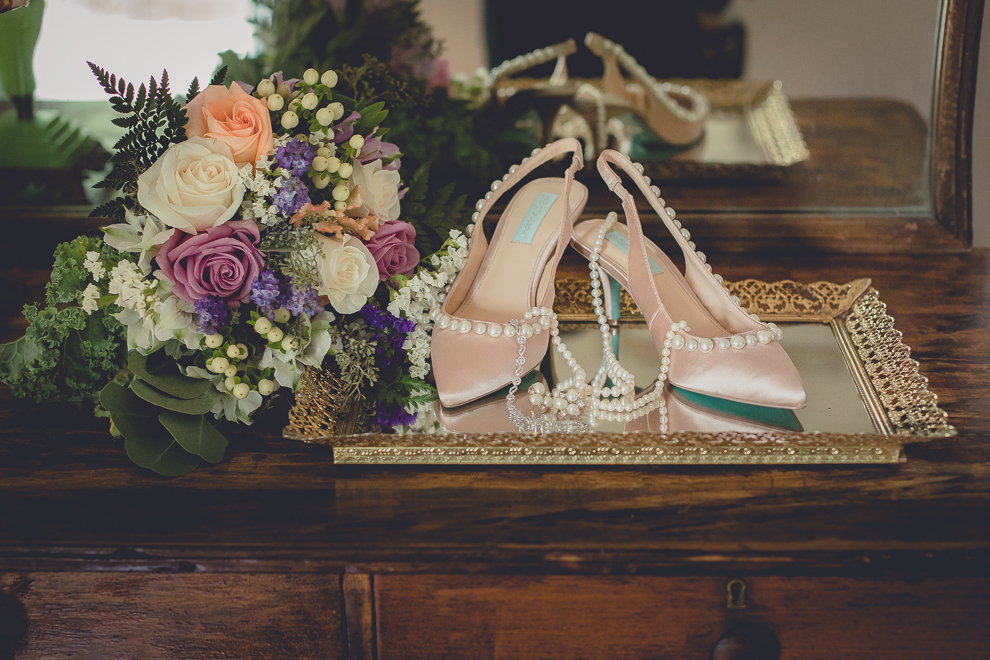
[430,139,806,415]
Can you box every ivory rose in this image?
[351,158,401,222]
[183,83,274,168]
[136,137,245,234]
[313,233,379,314]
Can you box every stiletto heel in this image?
[572,150,806,410]
[431,139,588,407]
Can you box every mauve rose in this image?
[364,220,419,281]
[156,220,265,306]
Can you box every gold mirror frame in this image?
[283,278,955,465]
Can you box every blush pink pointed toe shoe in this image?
[571,149,806,411]
[431,138,588,408]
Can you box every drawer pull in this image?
[711,625,780,660]
[726,578,747,609]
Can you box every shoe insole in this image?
[457,178,588,323]
[573,220,728,340]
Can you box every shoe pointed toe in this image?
[432,329,549,408]
[666,340,806,410]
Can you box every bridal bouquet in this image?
[0,63,468,475]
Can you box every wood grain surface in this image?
[0,573,341,659]
[1,251,989,577]
[375,574,990,660]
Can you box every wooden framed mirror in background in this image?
[0,0,983,257]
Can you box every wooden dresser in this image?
[2,251,989,659]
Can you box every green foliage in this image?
[87,63,191,220]
[245,0,438,82]
[375,372,435,417]
[100,352,232,476]
[101,383,202,476]
[0,237,127,405]
[399,161,467,258]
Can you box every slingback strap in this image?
[445,139,585,315]
[472,137,584,262]
[480,38,578,105]
[584,32,708,125]
[596,149,697,329]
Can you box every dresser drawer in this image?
[375,574,990,659]
[0,572,341,659]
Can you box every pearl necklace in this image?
[506,308,592,433]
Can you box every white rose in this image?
[137,137,246,234]
[314,233,379,314]
[351,159,401,222]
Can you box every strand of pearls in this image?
[583,212,670,427]
[507,311,591,433]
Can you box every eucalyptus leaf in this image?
[99,382,200,476]
[125,432,200,477]
[159,410,228,463]
[130,378,219,414]
[127,352,213,399]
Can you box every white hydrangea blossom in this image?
[387,230,469,380]
[80,284,100,315]
[82,251,105,282]
[108,261,199,354]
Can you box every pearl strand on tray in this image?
[583,212,669,426]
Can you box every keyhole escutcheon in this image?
[726,578,747,609]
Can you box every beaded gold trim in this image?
[330,432,902,465]
[554,276,871,324]
[282,279,953,460]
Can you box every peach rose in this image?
[183,83,274,169]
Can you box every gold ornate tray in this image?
[284,279,954,465]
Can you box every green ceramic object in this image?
[0,0,103,175]
[0,0,44,100]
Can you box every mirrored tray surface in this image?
[284,279,954,465]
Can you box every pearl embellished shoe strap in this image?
[444,139,584,318]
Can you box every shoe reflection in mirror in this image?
[625,385,803,434]
[434,371,546,434]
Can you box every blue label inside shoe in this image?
[604,231,662,273]
[511,192,559,244]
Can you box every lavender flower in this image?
[275,138,316,177]
[194,295,231,334]
[282,283,323,318]
[251,270,325,320]
[272,176,311,217]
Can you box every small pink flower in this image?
[156,220,265,306]
[364,220,419,281]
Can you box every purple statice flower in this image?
[375,401,416,429]
[194,295,231,335]
[282,282,324,318]
[250,270,283,318]
[272,176,311,217]
[275,138,316,177]
[251,270,324,320]
[358,303,416,368]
